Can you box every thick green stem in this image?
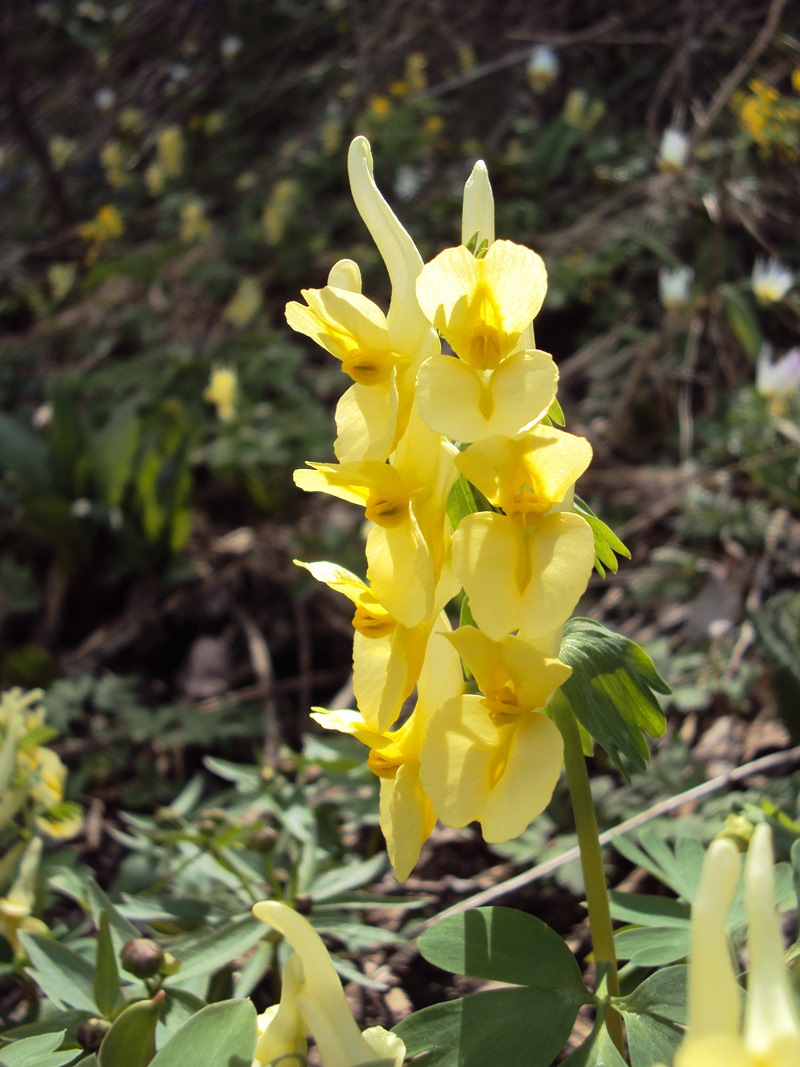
[552,694,625,1056]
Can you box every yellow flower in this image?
[100,140,130,188]
[675,824,800,1067]
[224,277,262,328]
[424,114,444,135]
[78,204,125,246]
[48,135,77,169]
[793,68,800,93]
[252,900,406,1064]
[405,51,427,92]
[0,838,49,955]
[389,79,409,97]
[179,198,211,242]
[118,106,145,134]
[451,428,594,639]
[420,627,569,842]
[47,262,77,304]
[156,124,185,179]
[311,623,463,880]
[369,94,391,117]
[262,178,300,245]
[204,365,239,422]
[295,407,458,628]
[296,560,442,732]
[145,162,166,196]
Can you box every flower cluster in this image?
[288,138,595,880]
[732,77,800,161]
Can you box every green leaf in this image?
[0,1031,75,1067]
[614,965,688,1025]
[19,932,98,1013]
[607,891,690,929]
[148,1000,256,1067]
[447,474,477,532]
[91,402,140,507]
[86,880,140,953]
[721,284,763,359]
[560,1017,628,1067]
[395,908,591,1066]
[168,917,266,986]
[614,925,690,966]
[94,913,121,1018]
[573,496,631,577]
[610,832,705,902]
[557,619,669,780]
[624,1012,684,1067]
[310,852,387,901]
[98,995,162,1067]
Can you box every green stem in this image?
[552,694,625,1056]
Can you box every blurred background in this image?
[0,0,799,851]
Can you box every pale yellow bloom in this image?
[224,277,262,328]
[47,262,77,304]
[263,178,301,245]
[420,627,568,842]
[100,140,130,188]
[0,838,48,955]
[204,366,239,422]
[312,623,463,880]
[296,560,441,733]
[451,428,594,639]
[674,824,800,1067]
[156,124,185,178]
[179,198,211,242]
[79,204,125,247]
[252,901,405,1065]
[48,135,77,169]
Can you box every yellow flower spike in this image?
[416,240,547,370]
[461,159,495,247]
[420,627,569,842]
[295,559,434,731]
[675,824,800,1067]
[252,901,405,1066]
[312,623,463,880]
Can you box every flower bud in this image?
[121,937,165,979]
[77,1017,111,1052]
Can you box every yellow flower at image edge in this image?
[673,823,800,1067]
[252,900,405,1066]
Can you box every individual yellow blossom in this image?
[48,134,77,169]
[78,205,124,264]
[117,106,145,134]
[156,124,185,178]
[673,823,800,1067]
[415,240,557,442]
[793,67,800,93]
[0,838,48,956]
[312,623,463,880]
[320,114,343,156]
[223,277,262,328]
[204,365,239,423]
[563,89,605,131]
[263,178,300,245]
[424,114,444,135]
[389,79,409,97]
[145,161,166,196]
[204,110,226,135]
[369,94,391,117]
[179,198,211,242]
[252,901,406,1065]
[47,262,77,304]
[100,139,130,188]
[405,51,427,92]
[420,627,569,842]
[296,559,451,732]
[294,407,458,628]
[457,44,476,74]
[451,428,595,640]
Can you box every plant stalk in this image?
[552,694,625,1056]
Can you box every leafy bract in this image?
[393,907,591,1067]
[573,496,631,577]
[557,619,669,780]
